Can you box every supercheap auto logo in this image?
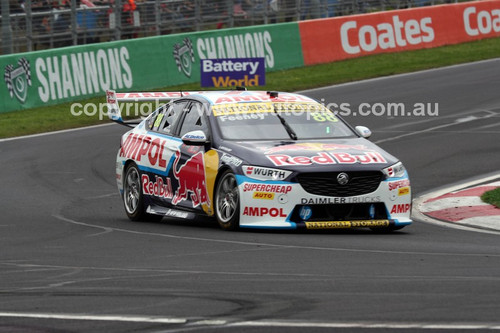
[4,57,32,104]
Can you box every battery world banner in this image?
[298,0,500,65]
[200,58,265,87]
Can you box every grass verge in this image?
[1,37,500,139]
[481,188,500,208]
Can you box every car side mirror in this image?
[181,130,209,146]
[355,126,372,138]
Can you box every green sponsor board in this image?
[0,23,303,113]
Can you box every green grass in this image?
[1,37,500,138]
[481,188,500,208]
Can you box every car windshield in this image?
[213,101,356,140]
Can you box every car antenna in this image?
[180,90,184,97]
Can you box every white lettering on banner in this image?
[36,47,133,103]
[202,59,260,75]
[463,6,500,36]
[196,32,275,68]
[341,15,434,54]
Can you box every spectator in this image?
[160,2,188,33]
[327,0,337,17]
[122,0,137,38]
[282,0,296,21]
[9,0,24,13]
[76,0,100,44]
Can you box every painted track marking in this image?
[1,312,500,330]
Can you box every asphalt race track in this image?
[1,59,499,333]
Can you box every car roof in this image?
[186,90,318,105]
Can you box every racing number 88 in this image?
[311,112,338,122]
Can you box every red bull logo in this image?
[264,143,372,155]
[172,150,211,208]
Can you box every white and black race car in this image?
[107,89,412,231]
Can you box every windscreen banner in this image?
[298,0,500,65]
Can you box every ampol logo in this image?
[173,38,195,78]
[4,57,32,103]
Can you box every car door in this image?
[168,101,217,216]
[140,100,191,209]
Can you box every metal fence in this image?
[1,0,459,55]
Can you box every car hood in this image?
[217,138,399,172]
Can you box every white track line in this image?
[230,320,500,330]
[0,123,114,143]
[1,312,500,330]
[299,58,500,93]
[0,312,186,324]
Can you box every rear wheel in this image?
[123,163,162,222]
[215,170,240,230]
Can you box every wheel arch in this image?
[213,164,234,199]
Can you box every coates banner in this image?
[200,58,265,87]
[0,23,303,113]
[299,0,500,65]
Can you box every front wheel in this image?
[123,163,162,222]
[215,170,240,230]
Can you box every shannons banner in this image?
[0,23,303,113]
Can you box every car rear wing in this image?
[105,90,202,126]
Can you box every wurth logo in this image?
[242,166,292,181]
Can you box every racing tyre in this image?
[123,163,163,222]
[215,170,240,230]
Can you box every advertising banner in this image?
[299,0,500,65]
[200,58,266,87]
[0,23,303,113]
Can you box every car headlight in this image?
[382,162,406,178]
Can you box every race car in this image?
[107,89,412,231]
